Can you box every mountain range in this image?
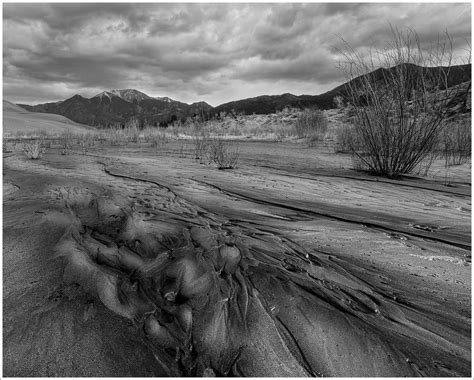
[18,64,471,128]
[19,89,213,127]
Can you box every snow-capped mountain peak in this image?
[107,89,152,103]
[93,91,115,102]
[92,89,176,104]
[155,96,174,103]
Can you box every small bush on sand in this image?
[148,132,169,148]
[192,127,210,162]
[78,135,90,155]
[208,137,239,169]
[60,130,74,155]
[23,139,46,159]
[294,108,328,144]
[126,127,140,143]
[339,27,467,177]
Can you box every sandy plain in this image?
[2,136,471,376]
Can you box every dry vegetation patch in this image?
[23,138,46,159]
[338,27,470,178]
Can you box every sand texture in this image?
[3,141,471,376]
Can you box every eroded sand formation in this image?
[3,146,471,376]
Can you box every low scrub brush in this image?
[23,139,46,159]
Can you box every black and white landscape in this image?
[3,3,471,377]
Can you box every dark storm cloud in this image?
[4,3,151,33]
[3,3,471,106]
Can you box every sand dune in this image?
[3,100,92,135]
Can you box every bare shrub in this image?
[23,138,46,159]
[339,27,469,177]
[192,123,210,162]
[97,131,107,144]
[78,134,92,155]
[60,130,73,155]
[208,137,239,169]
[126,127,140,143]
[294,108,328,143]
[146,131,169,148]
[105,128,127,146]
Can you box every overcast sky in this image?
[3,3,471,106]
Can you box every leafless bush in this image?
[78,135,90,155]
[192,124,210,162]
[126,127,140,143]
[208,137,240,169]
[23,138,46,159]
[60,130,74,155]
[294,108,328,143]
[147,132,169,148]
[96,127,140,146]
[338,27,468,177]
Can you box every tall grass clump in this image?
[338,26,469,178]
[334,125,358,153]
[441,120,471,166]
[294,108,328,144]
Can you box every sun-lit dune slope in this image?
[3,100,93,135]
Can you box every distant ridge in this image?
[19,89,213,127]
[212,63,471,115]
[18,63,470,127]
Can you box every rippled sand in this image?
[3,142,471,376]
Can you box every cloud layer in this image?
[3,3,471,106]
